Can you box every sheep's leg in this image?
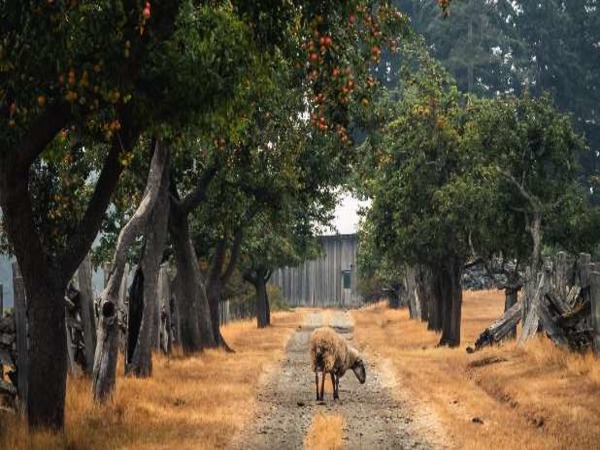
[334,373,340,400]
[320,370,326,400]
[331,372,339,400]
[315,372,320,400]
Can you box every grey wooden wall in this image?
[269,234,362,307]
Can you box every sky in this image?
[323,193,370,236]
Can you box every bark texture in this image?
[205,231,242,348]
[127,164,170,377]
[77,256,97,374]
[0,158,68,428]
[168,165,220,353]
[92,141,167,401]
[438,256,463,347]
[416,266,431,324]
[126,267,144,370]
[169,210,215,353]
[246,267,271,328]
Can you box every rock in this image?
[472,417,484,424]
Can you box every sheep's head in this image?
[351,358,366,384]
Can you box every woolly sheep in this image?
[309,326,366,401]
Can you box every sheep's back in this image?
[310,327,349,374]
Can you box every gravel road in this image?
[231,310,434,449]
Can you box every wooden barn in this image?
[269,234,362,307]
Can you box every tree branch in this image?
[102,140,167,299]
[15,104,71,170]
[496,167,542,211]
[207,239,226,288]
[180,165,220,215]
[221,228,243,284]
[243,271,257,285]
[58,130,138,281]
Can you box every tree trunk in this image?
[26,275,67,429]
[428,268,444,332]
[127,163,169,377]
[503,268,522,340]
[416,266,430,323]
[205,232,243,349]
[206,278,235,351]
[0,71,139,431]
[92,296,119,402]
[524,212,543,319]
[125,267,144,370]
[158,265,173,353]
[0,164,68,429]
[170,273,181,345]
[92,141,167,401]
[255,274,269,328]
[405,266,420,319]
[245,268,271,329]
[265,285,271,325]
[206,280,222,341]
[169,209,215,353]
[388,286,401,309]
[77,256,97,374]
[438,256,463,347]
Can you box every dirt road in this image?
[232,310,434,449]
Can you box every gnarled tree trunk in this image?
[246,267,271,328]
[169,209,215,353]
[76,256,97,374]
[93,141,167,402]
[126,161,170,377]
[205,231,243,350]
[126,267,145,371]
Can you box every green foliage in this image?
[357,42,596,281]
[395,0,600,203]
[1,1,162,144]
[361,55,476,267]
[463,94,591,258]
[140,2,261,137]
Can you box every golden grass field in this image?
[0,310,302,450]
[304,412,345,450]
[352,290,600,450]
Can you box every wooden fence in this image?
[465,252,600,354]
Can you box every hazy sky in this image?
[323,193,370,236]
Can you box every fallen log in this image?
[467,301,522,353]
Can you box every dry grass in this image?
[0,310,302,450]
[352,291,600,450]
[304,412,345,450]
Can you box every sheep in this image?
[309,326,366,401]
